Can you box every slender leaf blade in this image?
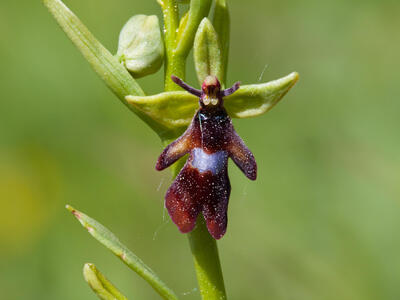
[43,0,171,136]
[66,205,178,300]
[43,0,144,98]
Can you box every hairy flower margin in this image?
[43,0,298,299]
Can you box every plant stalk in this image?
[160,0,185,91]
[161,1,227,298]
[169,164,226,300]
[187,218,227,300]
[167,166,228,299]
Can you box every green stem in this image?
[169,161,227,300]
[161,1,227,298]
[168,168,227,300]
[159,0,185,91]
[165,52,186,91]
[188,218,227,300]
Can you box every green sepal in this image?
[126,92,198,130]
[194,18,223,86]
[117,15,164,78]
[174,0,212,58]
[126,73,298,132]
[66,205,178,300]
[83,263,128,300]
[225,72,299,118]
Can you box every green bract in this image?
[117,15,164,78]
[194,18,223,86]
[175,0,213,58]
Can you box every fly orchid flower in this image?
[156,75,256,239]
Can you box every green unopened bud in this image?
[117,15,164,78]
[194,18,223,86]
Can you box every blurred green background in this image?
[1,0,400,299]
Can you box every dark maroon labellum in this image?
[156,75,257,239]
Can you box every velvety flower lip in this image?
[156,75,257,239]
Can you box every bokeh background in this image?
[1,0,400,299]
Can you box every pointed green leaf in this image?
[212,0,230,85]
[43,0,173,137]
[117,15,164,78]
[126,92,198,129]
[66,205,178,300]
[175,0,212,58]
[225,72,299,118]
[83,263,128,300]
[43,0,144,98]
[194,18,223,86]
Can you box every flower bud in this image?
[193,18,223,86]
[117,15,164,78]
